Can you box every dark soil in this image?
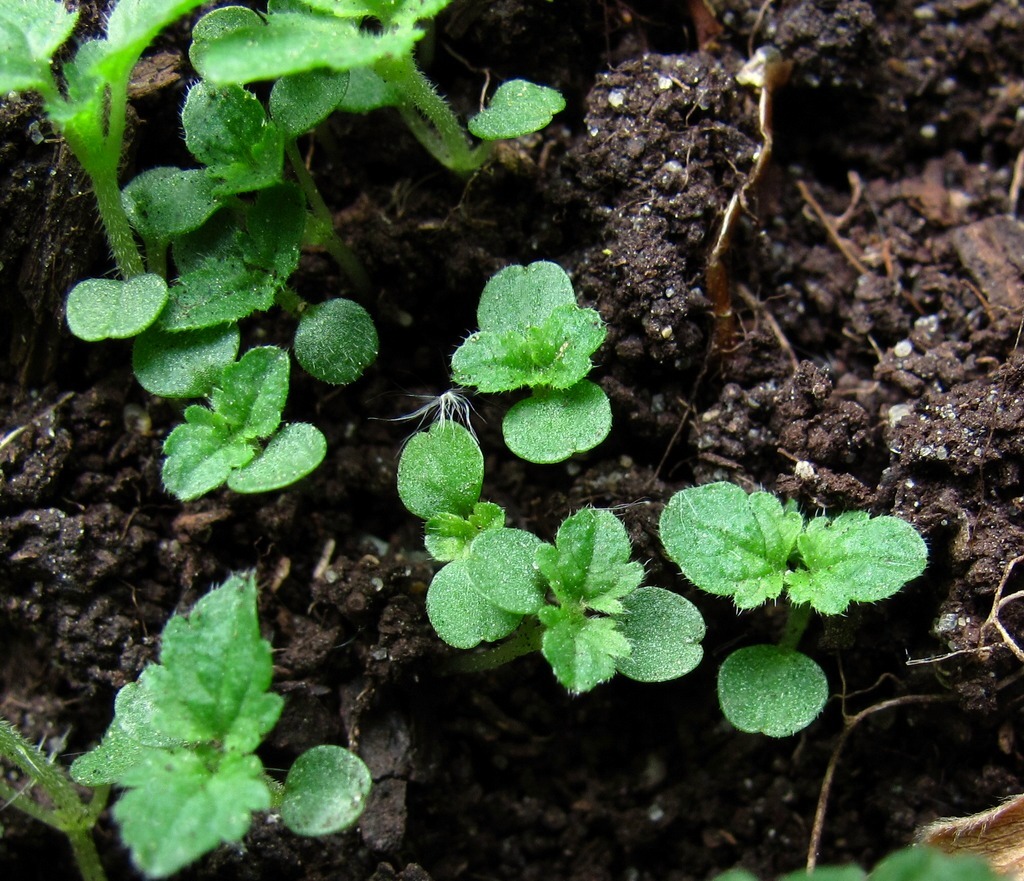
[3,1,1024,879]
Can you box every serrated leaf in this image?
[0,0,77,94]
[227,422,327,493]
[281,745,372,836]
[426,559,522,649]
[424,502,505,561]
[133,324,240,398]
[397,422,483,519]
[541,612,628,693]
[182,82,284,194]
[463,528,545,615]
[211,346,289,438]
[614,587,705,683]
[717,645,828,737]
[142,572,284,751]
[162,419,253,501]
[122,167,221,242]
[786,511,928,615]
[503,381,612,464]
[535,508,642,609]
[66,274,168,341]
[294,298,378,385]
[270,68,350,136]
[660,482,803,610]
[468,79,565,140]
[115,750,271,878]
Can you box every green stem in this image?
[88,157,144,279]
[285,141,371,296]
[372,54,490,174]
[439,620,544,675]
[0,721,109,881]
[779,602,812,652]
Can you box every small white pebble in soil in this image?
[656,76,673,91]
[607,89,626,108]
[888,403,913,427]
[794,460,816,480]
[893,339,914,358]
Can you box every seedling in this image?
[69,572,372,878]
[659,482,927,737]
[451,261,612,463]
[189,0,565,174]
[398,422,705,692]
[714,845,1000,881]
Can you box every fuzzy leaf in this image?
[477,261,576,334]
[717,645,828,737]
[270,68,350,136]
[869,848,1000,881]
[614,587,705,683]
[463,528,546,615]
[294,298,379,385]
[142,572,284,751]
[122,167,221,242]
[0,0,77,94]
[397,422,483,519]
[534,508,642,610]
[211,346,289,439]
[115,750,271,878]
[660,482,803,609]
[424,502,505,561]
[468,79,565,140]
[281,745,372,836]
[786,511,928,615]
[133,324,240,398]
[426,559,522,649]
[182,82,284,194]
[246,183,306,276]
[540,611,629,693]
[66,274,168,341]
[227,422,327,493]
[162,420,253,501]
[503,380,612,464]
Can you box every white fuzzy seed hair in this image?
[389,387,479,440]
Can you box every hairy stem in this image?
[439,620,543,675]
[373,54,489,174]
[285,141,371,296]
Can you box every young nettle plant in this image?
[398,422,706,692]
[451,261,612,463]
[68,572,372,879]
[189,0,565,174]
[660,482,928,737]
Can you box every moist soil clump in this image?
[3,1,1024,879]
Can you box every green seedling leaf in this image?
[477,260,576,333]
[227,422,327,493]
[468,79,565,140]
[786,511,928,616]
[336,67,397,112]
[162,417,253,501]
[66,274,168,341]
[182,82,284,195]
[281,745,372,836]
[0,0,77,94]
[144,572,284,750]
[869,847,1000,881]
[247,183,306,277]
[503,380,612,464]
[660,482,803,609]
[398,422,483,520]
[717,645,828,737]
[193,12,417,84]
[463,527,546,615]
[122,167,221,242]
[614,587,705,683]
[534,508,643,611]
[426,559,523,649]
[539,610,629,693]
[270,68,350,137]
[294,298,379,385]
[453,303,606,392]
[115,750,271,878]
[211,346,289,438]
[133,324,240,398]
[424,501,505,561]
